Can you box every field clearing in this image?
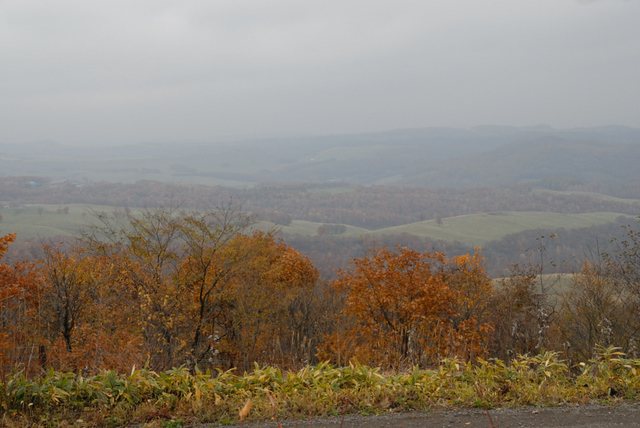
[73,171,258,188]
[307,186,355,194]
[311,144,391,161]
[0,204,144,239]
[266,219,369,236]
[537,273,576,295]
[1,205,633,248]
[533,189,640,204]
[372,211,633,246]
[1,204,96,239]
[0,205,364,241]
[494,273,575,307]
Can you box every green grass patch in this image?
[0,204,104,239]
[310,145,390,162]
[306,186,356,194]
[1,206,633,246]
[533,189,640,204]
[494,273,576,307]
[0,204,151,240]
[254,220,369,237]
[373,211,633,246]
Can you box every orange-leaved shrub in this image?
[0,233,41,374]
[317,246,493,368]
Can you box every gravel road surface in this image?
[208,404,640,428]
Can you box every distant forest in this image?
[2,177,639,229]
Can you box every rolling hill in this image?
[1,204,632,249]
[398,136,640,192]
[369,211,632,246]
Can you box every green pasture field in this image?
[0,204,95,239]
[84,170,256,187]
[310,144,390,162]
[494,273,576,307]
[533,189,640,204]
[252,219,368,238]
[1,205,633,249]
[372,211,633,246]
[0,204,144,240]
[306,186,356,194]
[537,273,575,294]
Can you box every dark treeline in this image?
[2,177,639,230]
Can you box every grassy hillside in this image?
[0,204,95,239]
[399,136,640,193]
[533,189,640,204]
[371,211,632,246]
[254,219,369,236]
[1,205,633,251]
[0,204,138,239]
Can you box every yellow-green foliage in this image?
[2,346,640,426]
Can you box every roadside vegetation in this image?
[1,348,640,427]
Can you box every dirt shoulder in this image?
[208,403,640,428]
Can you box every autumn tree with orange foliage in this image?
[1,205,325,375]
[0,234,41,374]
[36,245,142,373]
[318,246,493,368]
[440,250,494,360]
[80,204,260,370]
[211,233,321,370]
[77,203,324,371]
[39,246,98,353]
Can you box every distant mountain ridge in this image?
[1,125,639,196]
[398,136,640,190]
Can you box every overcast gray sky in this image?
[1,0,639,146]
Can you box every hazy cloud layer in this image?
[1,0,639,145]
